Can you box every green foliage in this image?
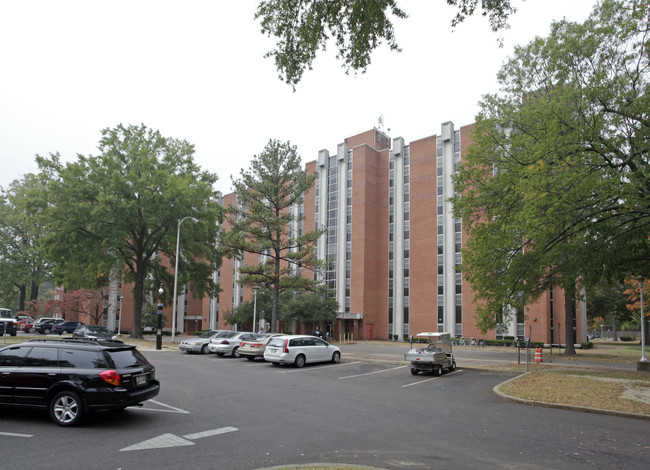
[0,173,53,312]
[224,139,326,332]
[255,0,517,87]
[619,336,634,342]
[36,124,222,338]
[581,341,594,349]
[453,0,650,339]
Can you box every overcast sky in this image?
[0,0,597,195]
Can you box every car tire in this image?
[231,347,240,358]
[50,390,84,427]
[28,327,35,333]
[43,328,51,334]
[331,351,341,364]
[200,344,208,354]
[294,354,306,368]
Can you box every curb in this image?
[493,372,650,421]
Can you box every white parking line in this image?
[339,365,407,379]
[280,361,361,373]
[183,427,238,440]
[0,432,33,438]
[132,399,190,414]
[401,369,464,387]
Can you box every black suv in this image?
[0,338,160,426]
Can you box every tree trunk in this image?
[130,271,145,338]
[612,316,618,341]
[17,284,26,312]
[564,289,577,356]
[30,281,39,302]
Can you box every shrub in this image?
[619,336,635,342]
[580,341,594,349]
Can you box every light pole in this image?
[172,216,198,343]
[634,277,647,366]
[156,286,164,351]
[252,286,259,333]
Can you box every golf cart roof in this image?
[415,332,451,338]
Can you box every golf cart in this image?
[404,332,456,376]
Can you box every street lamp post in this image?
[172,216,198,344]
[252,286,259,333]
[156,286,164,351]
[634,277,647,368]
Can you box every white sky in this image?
[0,0,596,195]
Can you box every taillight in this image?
[100,370,122,386]
[241,342,248,347]
[284,339,289,353]
[221,340,230,345]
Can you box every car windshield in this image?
[87,326,111,334]
[213,331,235,339]
[267,337,285,347]
[108,348,150,369]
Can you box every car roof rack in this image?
[26,338,125,345]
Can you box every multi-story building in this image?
[111,121,586,345]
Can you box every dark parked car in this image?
[53,321,85,335]
[0,338,160,426]
[34,318,65,335]
[72,324,116,340]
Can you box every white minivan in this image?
[264,335,341,368]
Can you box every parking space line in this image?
[0,432,33,437]
[401,369,464,387]
[339,365,407,379]
[280,361,361,373]
[132,399,190,414]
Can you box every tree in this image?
[223,139,326,333]
[624,278,649,342]
[0,174,53,313]
[280,285,339,326]
[453,0,650,355]
[37,124,222,338]
[256,0,519,87]
[587,281,635,341]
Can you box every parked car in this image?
[0,308,17,336]
[19,318,35,333]
[207,331,256,357]
[34,318,65,335]
[0,338,160,426]
[178,330,224,354]
[53,321,85,335]
[239,333,284,361]
[72,324,117,340]
[264,335,341,368]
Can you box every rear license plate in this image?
[268,348,276,353]
[134,374,147,386]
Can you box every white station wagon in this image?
[263,335,341,368]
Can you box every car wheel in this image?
[28,327,35,333]
[411,368,419,375]
[294,354,306,368]
[231,347,240,358]
[200,344,208,354]
[43,328,51,334]
[331,351,341,364]
[50,390,84,427]
[450,361,456,371]
[246,356,255,361]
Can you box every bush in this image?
[620,336,635,342]
[580,341,594,349]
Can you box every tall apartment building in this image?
[154,121,586,344]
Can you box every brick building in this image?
[108,121,587,344]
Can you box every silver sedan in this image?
[179,330,224,354]
[207,331,256,357]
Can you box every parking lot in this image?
[2,347,649,469]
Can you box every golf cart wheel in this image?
[410,368,419,375]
